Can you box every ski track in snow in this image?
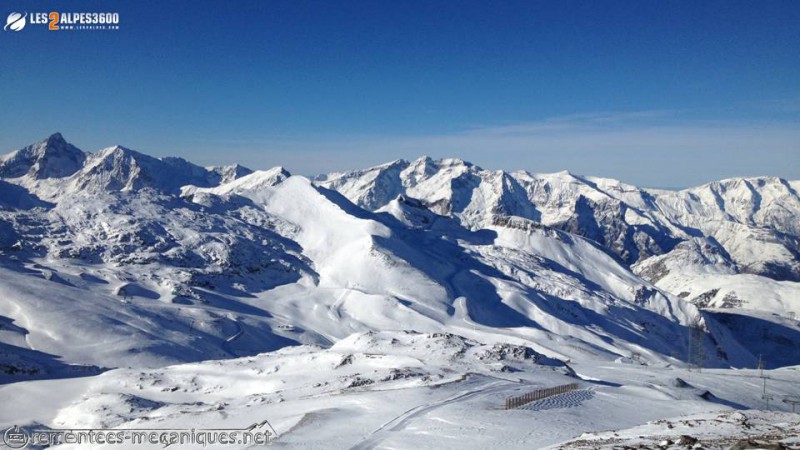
[1,135,800,448]
[350,377,516,450]
[220,318,244,357]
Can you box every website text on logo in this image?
[4,10,120,31]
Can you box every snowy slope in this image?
[318,157,800,281]
[1,334,798,449]
[1,134,799,449]
[554,409,800,449]
[634,237,800,316]
[318,158,800,325]
[181,166,290,197]
[0,134,762,377]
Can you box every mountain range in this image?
[0,133,798,380]
[2,133,800,449]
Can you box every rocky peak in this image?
[0,133,86,179]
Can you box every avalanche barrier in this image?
[504,383,580,409]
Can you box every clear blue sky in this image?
[1,0,798,187]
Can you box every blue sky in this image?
[1,0,798,187]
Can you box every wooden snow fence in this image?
[504,383,579,410]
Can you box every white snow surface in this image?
[319,157,800,282]
[1,333,798,449]
[1,135,799,449]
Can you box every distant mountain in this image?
[0,133,85,179]
[0,134,797,380]
[70,145,213,194]
[634,237,800,317]
[318,157,800,296]
[207,163,254,185]
[317,158,800,335]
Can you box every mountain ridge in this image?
[0,133,797,379]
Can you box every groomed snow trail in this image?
[350,377,517,450]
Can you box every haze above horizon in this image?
[1,0,798,187]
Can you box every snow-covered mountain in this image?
[1,134,799,449]
[0,135,796,375]
[0,133,767,374]
[317,157,800,309]
[0,133,85,179]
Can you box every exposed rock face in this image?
[0,133,86,179]
[73,146,219,194]
[0,134,796,373]
[318,157,800,282]
[208,163,254,185]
